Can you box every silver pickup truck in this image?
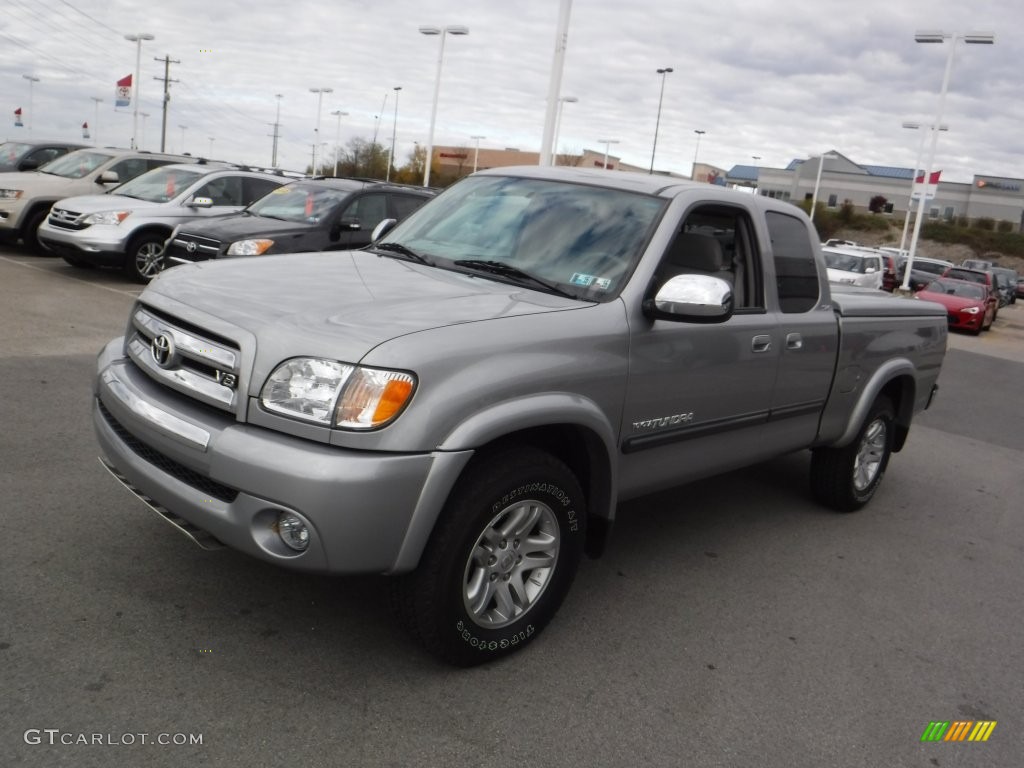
[93,166,946,665]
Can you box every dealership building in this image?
[727,152,1024,230]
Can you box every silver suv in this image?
[38,163,291,281]
[0,147,193,253]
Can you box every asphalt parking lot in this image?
[2,251,1022,767]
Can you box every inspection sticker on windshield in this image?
[570,273,611,290]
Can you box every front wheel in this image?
[124,233,168,283]
[391,445,586,666]
[810,396,895,512]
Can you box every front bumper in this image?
[94,338,471,574]
[37,222,126,265]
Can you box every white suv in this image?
[38,163,290,281]
[0,148,193,253]
[822,246,884,289]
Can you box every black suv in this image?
[0,140,87,173]
[165,178,433,264]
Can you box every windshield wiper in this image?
[452,259,578,299]
[372,242,433,266]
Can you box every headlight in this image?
[961,306,980,314]
[260,358,416,430]
[82,210,130,225]
[227,239,274,256]
[0,189,23,200]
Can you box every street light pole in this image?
[470,135,486,173]
[902,30,994,291]
[419,24,469,187]
[898,121,949,255]
[124,33,154,149]
[330,109,348,177]
[598,138,620,170]
[553,96,578,164]
[309,87,334,175]
[809,152,838,223]
[22,75,39,133]
[649,67,673,174]
[387,87,402,182]
[271,93,283,168]
[691,129,706,179]
[539,0,574,166]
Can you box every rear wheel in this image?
[810,396,895,512]
[391,445,585,666]
[124,233,168,283]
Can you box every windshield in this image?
[112,167,205,203]
[824,250,873,273]
[379,175,667,299]
[247,184,352,223]
[38,150,112,179]
[913,260,948,276]
[0,142,32,165]
[944,268,985,284]
[924,279,985,300]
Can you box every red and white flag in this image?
[14,107,23,127]
[912,169,941,201]
[116,74,132,107]
[82,121,90,139]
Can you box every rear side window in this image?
[766,211,820,313]
[195,176,243,206]
[243,177,283,204]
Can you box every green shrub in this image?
[955,215,970,228]
[972,217,996,231]
[996,220,1014,233]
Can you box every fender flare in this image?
[832,358,916,449]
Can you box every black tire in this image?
[810,396,895,512]
[22,208,50,255]
[61,255,96,269]
[391,445,586,666]
[124,233,168,283]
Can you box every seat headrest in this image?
[666,233,726,271]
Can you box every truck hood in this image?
[146,251,585,379]
[52,193,163,214]
[0,170,97,196]
[176,212,312,243]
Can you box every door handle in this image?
[786,332,803,350]
[751,334,772,353]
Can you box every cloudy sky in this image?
[0,0,1019,183]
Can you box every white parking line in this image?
[0,255,144,298]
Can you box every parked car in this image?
[899,257,953,291]
[822,246,884,289]
[942,266,1004,308]
[1017,276,1024,300]
[94,166,946,665]
[0,147,194,252]
[990,267,1018,305]
[915,277,997,335]
[38,163,290,282]
[164,178,434,265]
[961,258,993,271]
[0,140,86,173]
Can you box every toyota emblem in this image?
[151,334,176,368]
[185,241,198,254]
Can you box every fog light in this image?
[277,512,310,552]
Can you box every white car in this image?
[822,246,884,289]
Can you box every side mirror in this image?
[865,266,877,274]
[97,170,120,185]
[642,274,733,322]
[189,196,213,208]
[371,218,398,242]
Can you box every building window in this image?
[943,206,955,221]
[827,194,838,208]
[929,207,940,219]
[884,202,894,213]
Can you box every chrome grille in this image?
[127,306,241,413]
[48,206,87,230]
[166,232,222,263]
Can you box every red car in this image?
[916,277,997,335]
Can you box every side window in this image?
[657,204,763,311]
[391,193,428,220]
[243,177,283,204]
[765,211,820,313]
[107,158,149,183]
[194,176,243,206]
[342,193,388,231]
[27,148,62,166]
